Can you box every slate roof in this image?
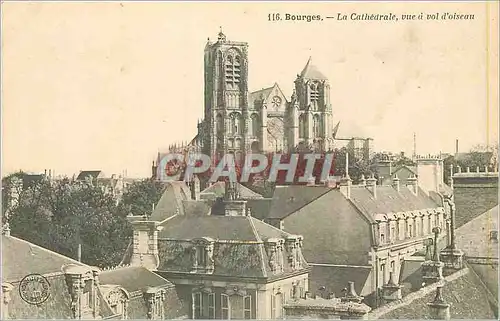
[349,185,440,217]
[268,185,332,219]
[2,235,86,282]
[299,57,328,80]
[76,170,104,181]
[156,211,308,279]
[200,181,264,200]
[158,214,288,241]
[99,266,175,293]
[379,266,497,319]
[453,184,498,228]
[308,264,372,298]
[149,181,193,222]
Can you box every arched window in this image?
[225,50,241,90]
[230,113,241,134]
[310,82,319,110]
[313,114,320,137]
[216,114,224,133]
[235,138,241,149]
[299,114,306,138]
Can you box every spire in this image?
[299,56,328,80]
[217,26,227,42]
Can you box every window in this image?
[271,294,276,319]
[310,83,320,109]
[380,233,385,244]
[490,230,498,242]
[193,293,202,319]
[244,295,251,319]
[250,114,259,136]
[208,293,215,319]
[313,115,320,137]
[221,294,230,320]
[299,115,306,138]
[391,226,395,242]
[381,264,386,285]
[225,52,241,90]
[408,225,412,237]
[390,261,395,273]
[197,247,206,266]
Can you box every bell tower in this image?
[202,28,249,162]
[294,57,333,152]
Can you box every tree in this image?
[6,176,132,268]
[118,179,167,217]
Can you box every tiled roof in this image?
[308,264,372,298]
[2,235,86,282]
[99,266,174,293]
[349,185,440,217]
[246,198,273,220]
[268,185,332,219]
[455,205,498,259]
[149,181,192,222]
[300,57,328,80]
[379,267,497,319]
[200,181,264,200]
[76,170,103,181]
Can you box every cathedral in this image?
[188,29,335,160]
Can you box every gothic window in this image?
[225,50,241,90]
[230,113,241,135]
[299,114,306,138]
[310,83,320,110]
[235,138,241,149]
[313,114,320,137]
[221,294,230,319]
[250,114,259,136]
[244,295,251,319]
[216,114,224,134]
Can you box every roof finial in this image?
[218,26,227,42]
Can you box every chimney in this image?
[406,174,418,195]
[359,174,366,186]
[455,139,459,155]
[382,272,402,302]
[223,180,247,216]
[340,152,352,199]
[449,164,454,188]
[392,174,400,192]
[427,286,450,320]
[342,281,363,303]
[190,175,201,200]
[366,174,377,198]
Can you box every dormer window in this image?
[191,237,215,274]
[380,233,385,244]
[490,230,498,242]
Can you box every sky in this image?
[2,2,498,178]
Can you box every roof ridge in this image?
[247,216,268,278]
[279,187,334,220]
[7,235,88,268]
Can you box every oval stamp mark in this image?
[19,274,51,305]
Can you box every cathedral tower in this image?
[202,29,249,162]
[293,57,334,152]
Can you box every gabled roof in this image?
[200,181,264,200]
[299,57,328,80]
[76,170,104,181]
[2,235,87,282]
[149,181,192,222]
[100,266,175,293]
[268,185,332,219]
[249,82,288,108]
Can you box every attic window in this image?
[490,230,498,242]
